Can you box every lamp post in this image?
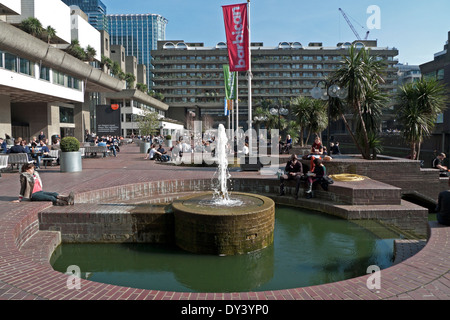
[310,80,348,151]
[270,106,289,135]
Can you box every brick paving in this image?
[0,144,449,300]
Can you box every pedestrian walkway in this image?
[0,144,449,300]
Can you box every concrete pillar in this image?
[74,99,90,142]
[0,95,12,138]
[47,103,61,139]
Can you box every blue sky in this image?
[105,0,450,65]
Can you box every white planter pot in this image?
[60,151,82,172]
[140,142,151,154]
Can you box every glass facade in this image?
[107,14,168,87]
[61,0,109,31]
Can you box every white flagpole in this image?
[247,0,253,155]
[236,72,239,136]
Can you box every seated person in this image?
[36,140,50,169]
[157,145,170,161]
[310,136,324,155]
[7,137,26,154]
[30,136,39,148]
[279,154,305,199]
[435,178,450,226]
[144,144,162,160]
[330,142,341,155]
[14,163,74,206]
[432,153,448,177]
[305,158,328,199]
[0,137,6,153]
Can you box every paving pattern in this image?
[0,144,449,300]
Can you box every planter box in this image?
[140,142,151,154]
[60,151,82,172]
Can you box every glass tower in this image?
[61,0,109,31]
[107,14,168,88]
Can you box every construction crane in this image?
[339,8,369,40]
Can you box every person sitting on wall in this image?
[435,177,450,226]
[432,153,449,177]
[157,145,170,162]
[330,142,341,155]
[279,154,305,200]
[13,163,74,206]
[305,136,324,172]
[144,144,162,160]
[305,157,328,199]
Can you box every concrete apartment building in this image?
[420,31,450,155]
[151,40,399,131]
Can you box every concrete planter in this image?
[140,142,151,154]
[166,139,173,148]
[60,151,82,173]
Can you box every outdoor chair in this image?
[0,155,8,177]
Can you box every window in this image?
[19,58,34,76]
[4,53,17,72]
[40,65,50,81]
[60,107,74,124]
[0,50,3,68]
[437,69,445,80]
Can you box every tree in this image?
[137,110,161,136]
[396,77,448,160]
[125,73,136,89]
[291,96,327,146]
[19,17,43,37]
[136,83,148,93]
[85,45,97,62]
[45,26,56,44]
[66,39,87,60]
[330,44,386,159]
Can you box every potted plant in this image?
[165,134,172,148]
[60,136,82,172]
[137,110,160,154]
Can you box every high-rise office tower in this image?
[107,13,168,87]
[61,0,109,31]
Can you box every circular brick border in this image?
[1,175,449,300]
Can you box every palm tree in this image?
[396,77,448,160]
[125,73,136,89]
[291,96,327,146]
[45,26,56,44]
[331,44,385,159]
[85,45,97,62]
[66,39,86,60]
[19,17,43,37]
[291,96,313,146]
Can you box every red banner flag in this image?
[222,3,249,72]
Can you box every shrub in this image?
[60,137,80,152]
[165,135,172,140]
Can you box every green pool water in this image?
[51,206,403,292]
